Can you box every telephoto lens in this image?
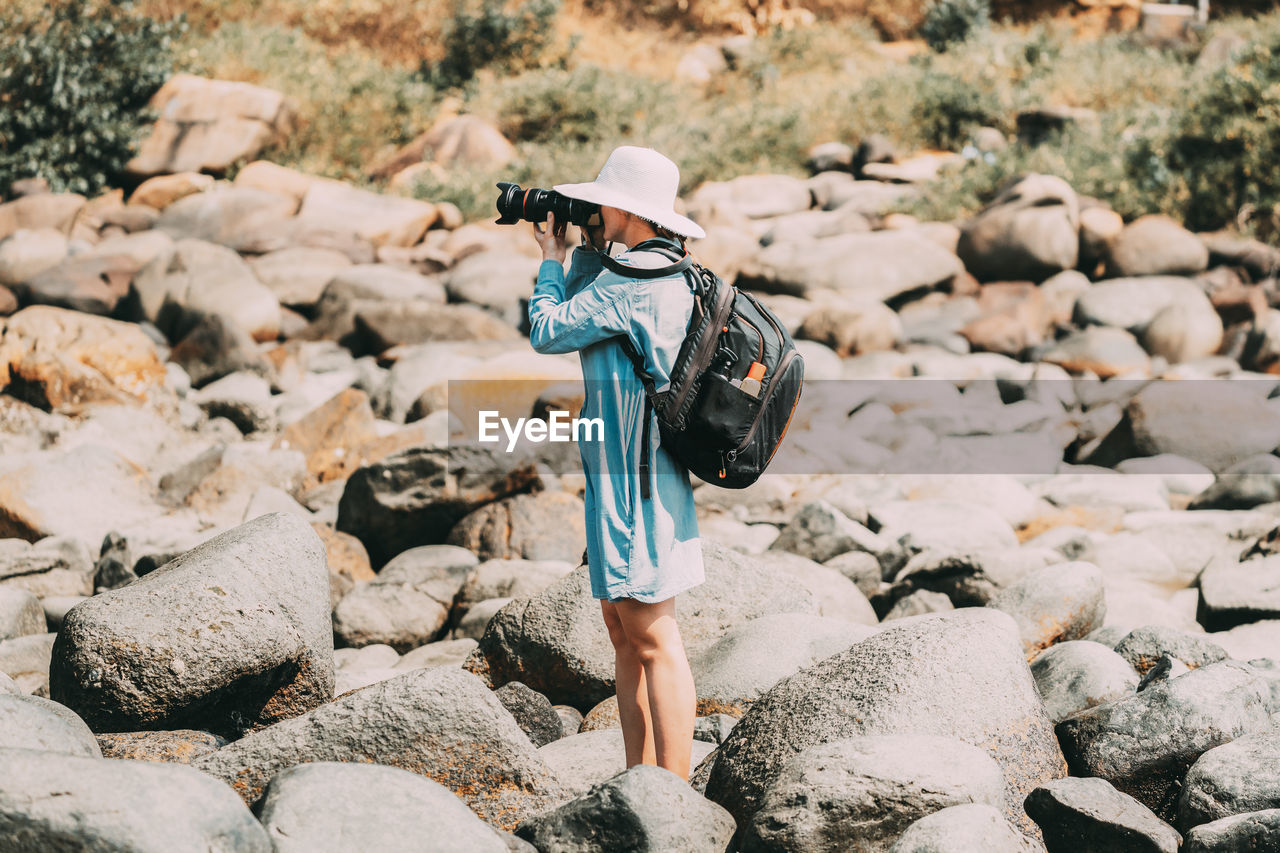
[495,181,601,227]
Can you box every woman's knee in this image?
[600,601,629,649]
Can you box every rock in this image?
[1178,731,1280,831]
[0,227,69,285]
[740,231,962,302]
[454,597,513,640]
[1024,776,1181,853]
[515,763,733,852]
[0,305,168,412]
[169,313,273,389]
[0,587,45,640]
[351,302,520,354]
[890,803,1039,853]
[1056,660,1273,820]
[153,186,297,254]
[1041,326,1151,377]
[1106,215,1209,278]
[458,560,574,611]
[133,237,282,342]
[96,729,226,763]
[127,74,296,177]
[769,500,882,563]
[129,172,216,210]
[0,693,101,756]
[1182,809,1280,853]
[1114,625,1228,676]
[755,551,879,624]
[703,609,1066,836]
[93,530,135,593]
[191,370,275,434]
[444,250,543,326]
[1090,381,1280,474]
[1016,105,1100,145]
[691,174,812,220]
[739,735,1007,853]
[296,179,437,248]
[1190,455,1280,510]
[447,492,586,563]
[989,562,1106,659]
[691,613,877,715]
[1072,276,1207,335]
[1142,298,1223,364]
[194,667,566,829]
[1197,554,1280,631]
[368,114,516,180]
[392,637,478,671]
[276,387,379,489]
[466,541,817,711]
[249,247,352,309]
[49,513,333,737]
[0,632,55,695]
[0,284,15,315]
[797,300,901,356]
[869,499,1019,557]
[807,141,855,173]
[0,193,85,241]
[256,761,512,853]
[336,442,541,568]
[884,589,954,620]
[959,282,1054,356]
[0,445,160,551]
[1030,640,1139,724]
[957,174,1080,283]
[17,252,136,320]
[0,537,93,600]
[495,681,564,747]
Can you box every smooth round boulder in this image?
[1178,731,1280,832]
[989,562,1106,659]
[703,609,1066,837]
[1030,640,1139,724]
[889,803,1041,853]
[739,735,1007,853]
[1025,776,1182,853]
[1183,809,1280,853]
[0,693,101,756]
[256,762,511,853]
[0,747,271,852]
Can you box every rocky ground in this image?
[3,71,1280,852]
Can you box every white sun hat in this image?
[553,145,707,240]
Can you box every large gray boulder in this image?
[1030,641,1139,724]
[0,535,94,599]
[1024,776,1181,853]
[0,747,272,852]
[49,513,334,737]
[1183,809,1280,853]
[1177,731,1280,832]
[956,174,1079,282]
[889,804,1040,853]
[989,562,1106,659]
[1105,215,1209,278]
[464,541,817,711]
[336,442,540,568]
[691,613,876,716]
[0,632,55,696]
[537,728,717,797]
[1056,661,1274,820]
[255,762,513,853]
[0,587,43,640]
[1197,554,1280,631]
[0,693,100,756]
[739,735,1007,853]
[194,667,566,830]
[703,609,1066,837]
[1113,625,1228,676]
[514,764,736,853]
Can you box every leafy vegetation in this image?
[0,0,181,196]
[919,0,990,53]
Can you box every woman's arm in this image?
[528,251,633,354]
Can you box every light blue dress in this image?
[529,243,705,603]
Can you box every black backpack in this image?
[599,237,804,496]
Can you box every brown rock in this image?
[311,523,376,610]
[296,180,437,249]
[232,160,317,206]
[351,302,521,353]
[96,729,226,763]
[0,306,168,412]
[129,172,216,210]
[0,194,86,241]
[369,115,515,181]
[797,301,901,356]
[446,492,586,563]
[12,254,138,315]
[0,286,15,316]
[960,282,1053,356]
[126,74,297,178]
[276,388,381,490]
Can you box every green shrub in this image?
[0,0,181,196]
[910,70,1004,150]
[919,0,990,53]
[425,0,563,90]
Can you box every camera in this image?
[494,181,602,227]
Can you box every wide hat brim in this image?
[553,180,707,240]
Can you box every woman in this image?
[527,145,707,780]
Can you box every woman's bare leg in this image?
[610,596,696,779]
[601,600,655,766]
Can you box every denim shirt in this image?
[528,244,704,602]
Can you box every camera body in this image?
[495,181,602,227]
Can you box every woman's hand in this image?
[533,211,569,263]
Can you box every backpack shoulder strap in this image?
[596,241,692,280]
